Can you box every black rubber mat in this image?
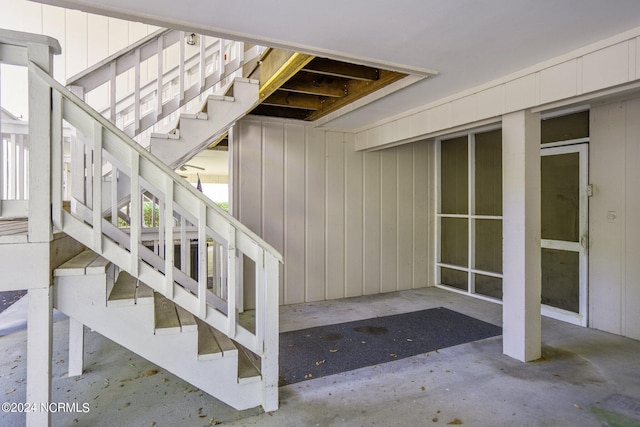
[279,307,501,385]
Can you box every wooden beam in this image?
[305,70,406,121]
[251,104,311,120]
[259,49,314,100]
[262,91,324,110]
[303,57,379,81]
[279,73,347,98]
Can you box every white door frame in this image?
[540,142,589,326]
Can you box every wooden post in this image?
[68,318,84,376]
[262,252,279,412]
[26,287,53,426]
[502,110,542,362]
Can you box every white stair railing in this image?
[30,60,281,411]
[0,114,29,217]
[66,28,262,139]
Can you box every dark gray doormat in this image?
[279,307,501,386]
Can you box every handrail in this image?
[66,28,260,139]
[31,60,280,410]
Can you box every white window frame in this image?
[435,124,503,303]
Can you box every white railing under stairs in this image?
[66,27,262,140]
[0,28,280,413]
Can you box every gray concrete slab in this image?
[1,287,639,426]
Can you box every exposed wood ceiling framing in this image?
[249,51,407,121]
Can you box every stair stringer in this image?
[54,271,262,411]
[149,77,258,169]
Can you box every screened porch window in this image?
[437,128,503,300]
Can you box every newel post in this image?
[25,36,60,427]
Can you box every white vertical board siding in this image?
[284,124,306,304]
[397,143,415,291]
[590,98,640,340]
[380,149,398,293]
[363,151,382,295]
[345,133,364,297]
[0,0,153,83]
[624,98,640,340]
[305,128,326,302]
[325,132,346,300]
[262,121,285,304]
[235,117,432,305]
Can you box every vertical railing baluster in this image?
[17,135,24,199]
[198,201,207,318]
[199,35,206,91]
[227,224,236,338]
[8,134,15,199]
[129,153,140,276]
[254,247,264,351]
[179,31,185,103]
[92,122,103,252]
[218,38,225,82]
[180,216,189,276]
[164,175,174,299]
[51,91,63,229]
[109,62,117,123]
[134,48,141,134]
[111,167,118,227]
[156,36,164,121]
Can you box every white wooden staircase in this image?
[54,250,263,410]
[149,77,258,168]
[0,29,281,425]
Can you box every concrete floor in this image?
[1,287,640,426]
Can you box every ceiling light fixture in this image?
[186,33,198,46]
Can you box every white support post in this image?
[68,318,84,377]
[27,45,54,242]
[51,91,63,229]
[110,167,118,226]
[502,110,542,362]
[262,252,279,412]
[26,287,53,427]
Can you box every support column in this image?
[502,110,541,362]
[26,287,53,427]
[68,318,85,377]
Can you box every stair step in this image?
[108,271,137,306]
[196,319,223,360]
[54,250,97,276]
[237,345,261,384]
[136,282,154,305]
[210,326,238,357]
[153,293,182,335]
[150,129,180,139]
[181,112,208,120]
[175,303,197,332]
[55,249,109,276]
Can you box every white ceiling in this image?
[36,0,640,130]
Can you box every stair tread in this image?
[86,255,111,274]
[175,304,197,332]
[136,282,154,301]
[108,271,137,302]
[55,249,100,276]
[237,346,261,380]
[209,325,238,355]
[153,293,181,333]
[196,319,223,359]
